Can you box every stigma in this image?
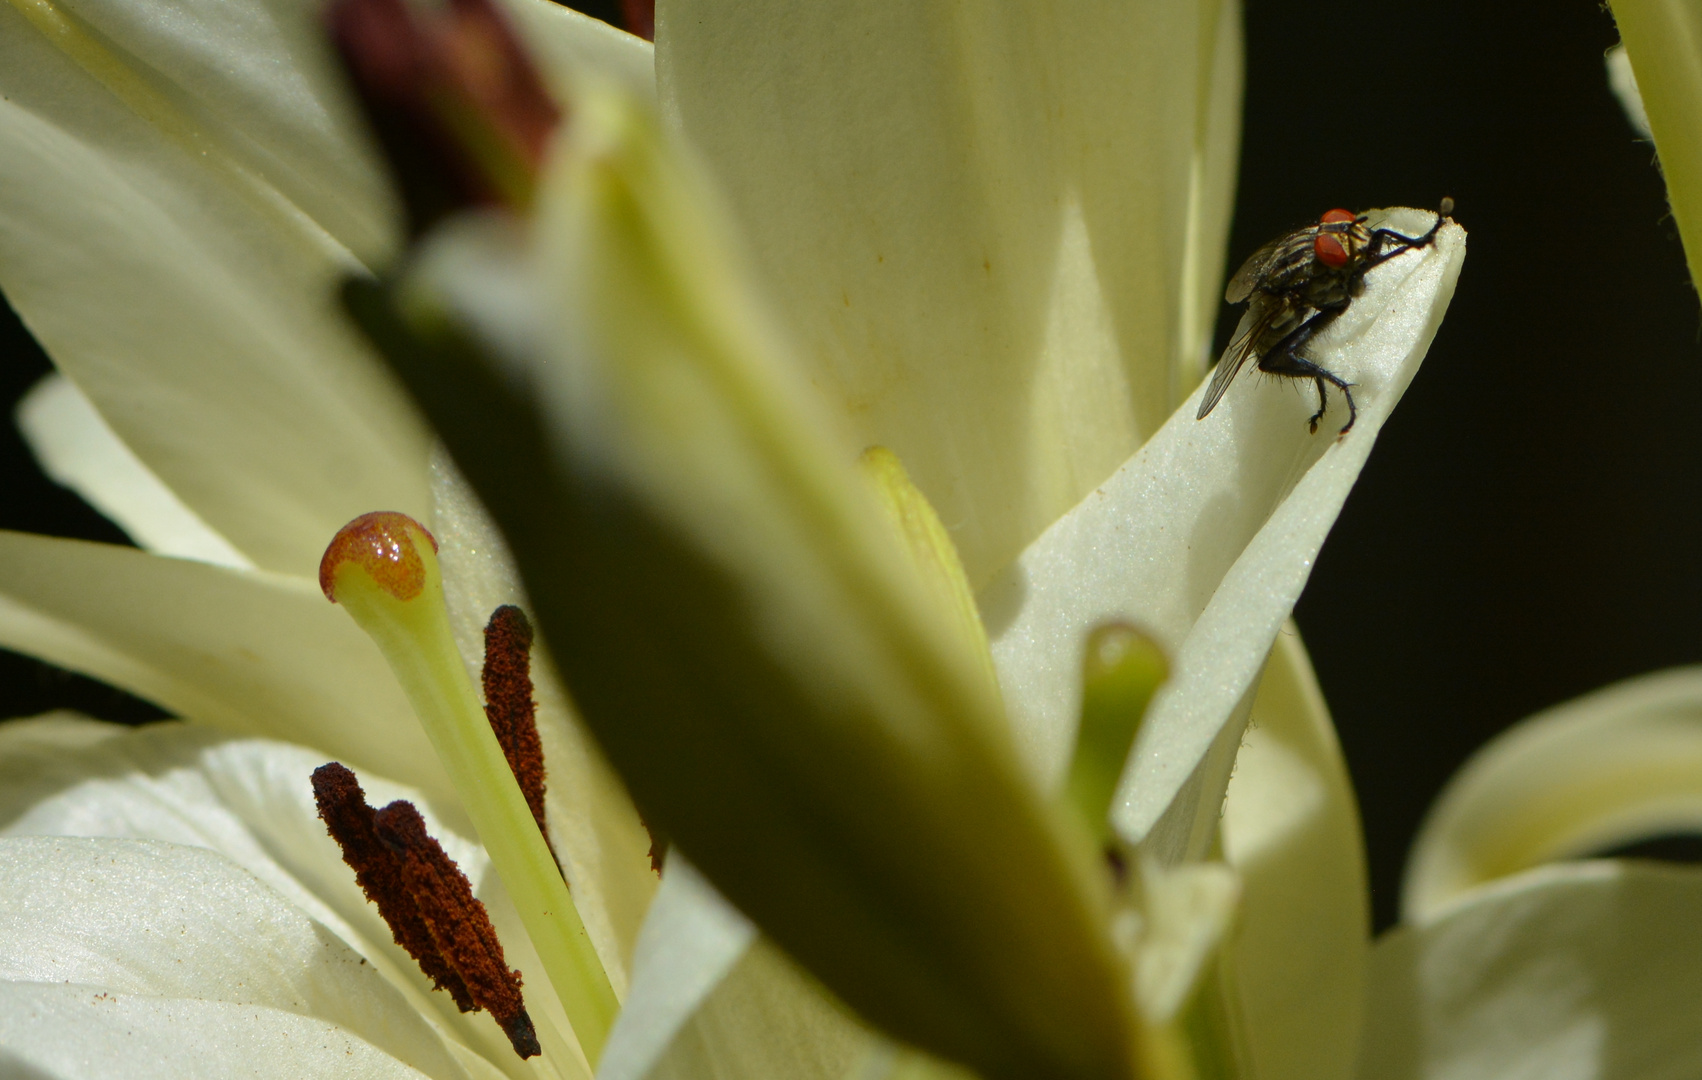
[320,511,438,603]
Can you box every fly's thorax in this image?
[1259,233,1325,292]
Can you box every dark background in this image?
[1,0,1696,932]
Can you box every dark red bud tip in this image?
[619,0,654,40]
[442,0,561,167]
[320,511,439,603]
[1320,208,1357,224]
[328,0,562,235]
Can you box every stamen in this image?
[311,762,475,1012]
[374,800,541,1059]
[1065,623,1168,846]
[482,604,548,841]
[321,511,617,1063]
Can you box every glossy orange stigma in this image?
[320,511,440,603]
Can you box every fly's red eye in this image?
[1320,208,1356,224]
[1314,233,1349,268]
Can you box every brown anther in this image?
[482,605,549,844]
[311,763,475,1012]
[374,800,540,1059]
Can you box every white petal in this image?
[0,0,432,576]
[0,983,437,1080]
[0,717,482,940]
[598,859,755,1080]
[1176,1,1246,396]
[1358,861,1702,1080]
[0,717,549,1075]
[1613,6,1702,298]
[0,835,470,1080]
[658,0,1243,585]
[499,0,656,104]
[1404,666,1702,922]
[0,532,454,811]
[985,209,1466,859]
[16,373,251,568]
[1222,630,1368,1080]
[429,448,659,995]
[1605,45,1651,138]
[33,0,393,260]
[1132,859,1239,1023]
[644,940,878,1080]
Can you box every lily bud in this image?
[351,89,1146,1080]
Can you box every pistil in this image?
[321,511,617,1064]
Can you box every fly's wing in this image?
[1197,301,1280,420]
[1225,229,1314,303]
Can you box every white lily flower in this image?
[0,0,1476,1077]
[0,0,658,1075]
[1352,666,1702,1080]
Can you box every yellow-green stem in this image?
[1066,625,1168,845]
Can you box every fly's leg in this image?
[1364,198,1453,268]
[1262,349,1357,435]
[1256,308,1358,435]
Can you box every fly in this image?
[1197,197,1455,435]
